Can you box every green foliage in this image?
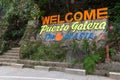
[109,48,116,56]
[97,47,106,62]
[21,41,66,61]
[4,24,26,41]
[83,54,101,74]
[107,3,120,53]
[109,3,120,41]
[4,0,34,21]
[82,40,105,74]
[31,43,66,61]
[70,40,80,55]
[82,40,98,56]
[30,6,41,20]
[82,40,90,55]
[109,3,120,23]
[66,40,84,63]
[0,0,42,25]
[0,40,10,55]
[0,21,9,27]
[21,40,41,59]
[70,59,78,65]
[35,43,66,61]
[37,0,48,7]
[107,22,120,43]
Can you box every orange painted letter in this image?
[42,16,50,25]
[50,15,57,24]
[84,9,96,20]
[97,7,108,19]
[65,12,73,22]
[74,12,83,21]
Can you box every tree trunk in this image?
[105,44,110,63]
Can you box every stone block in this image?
[11,63,24,68]
[34,66,50,71]
[65,68,86,75]
[109,72,120,80]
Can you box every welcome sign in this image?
[40,8,108,41]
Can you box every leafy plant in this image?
[31,42,66,61]
[83,54,101,74]
[82,40,90,55]
[109,48,116,56]
[104,3,120,58]
[4,0,34,21]
[30,4,41,20]
[81,40,105,74]
[0,40,10,55]
[21,41,66,61]
[21,40,41,59]
[70,59,78,65]
[66,40,84,63]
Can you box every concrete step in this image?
[0,62,24,68]
[7,50,19,53]
[6,47,20,53]
[0,58,19,63]
[12,47,20,50]
[0,55,19,59]
[4,52,19,56]
[0,47,20,65]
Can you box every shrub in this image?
[83,54,101,74]
[109,48,116,56]
[21,40,41,59]
[0,40,10,55]
[31,42,66,61]
[21,41,66,61]
[82,40,104,74]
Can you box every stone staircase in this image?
[0,47,24,68]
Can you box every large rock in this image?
[21,20,39,42]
